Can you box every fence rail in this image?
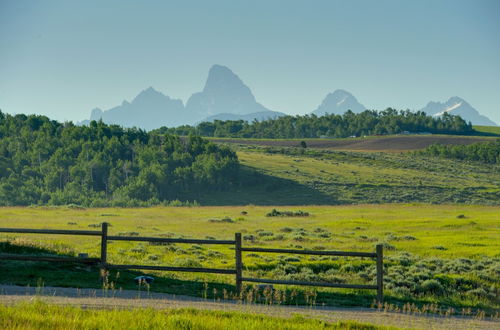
[0,223,384,303]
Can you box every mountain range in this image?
[84,65,497,129]
[420,97,497,126]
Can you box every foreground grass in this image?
[0,301,389,330]
[0,204,498,312]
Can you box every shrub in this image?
[266,209,310,217]
[243,234,257,242]
[283,256,301,262]
[466,288,489,298]
[207,250,224,258]
[174,258,202,268]
[118,231,139,236]
[376,242,396,251]
[419,279,445,296]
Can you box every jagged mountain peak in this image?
[185,65,270,118]
[202,64,254,101]
[132,86,169,102]
[311,89,366,115]
[421,97,497,126]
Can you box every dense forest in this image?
[0,112,239,206]
[158,109,474,138]
[419,139,500,164]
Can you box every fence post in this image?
[235,233,242,294]
[100,222,108,284]
[376,244,383,304]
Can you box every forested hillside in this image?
[159,109,474,138]
[419,139,500,164]
[0,112,239,206]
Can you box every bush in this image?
[118,231,139,236]
[174,258,202,268]
[376,242,396,251]
[266,209,310,217]
[243,234,257,242]
[419,279,445,296]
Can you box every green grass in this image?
[0,205,498,312]
[0,301,390,330]
[473,125,500,136]
[198,146,500,205]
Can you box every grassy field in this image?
[196,146,500,205]
[1,301,388,330]
[0,205,498,312]
[209,135,495,152]
[473,126,500,136]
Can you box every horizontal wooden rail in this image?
[241,277,378,289]
[241,247,376,258]
[0,228,102,236]
[0,225,384,303]
[107,264,236,274]
[107,235,235,245]
[0,253,100,264]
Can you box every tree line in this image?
[0,111,239,206]
[157,109,474,138]
[418,139,500,164]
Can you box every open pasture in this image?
[0,205,498,311]
[210,135,495,152]
[198,146,500,205]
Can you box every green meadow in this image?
[198,145,500,205]
[0,204,498,311]
[473,125,500,136]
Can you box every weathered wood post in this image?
[376,244,383,304]
[100,222,108,285]
[235,233,242,295]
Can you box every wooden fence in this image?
[0,223,384,302]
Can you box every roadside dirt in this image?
[0,285,497,329]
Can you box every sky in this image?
[1,0,499,124]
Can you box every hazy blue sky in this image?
[1,0,499,123]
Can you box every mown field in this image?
[209,135,495,152]
[0,205,498,312]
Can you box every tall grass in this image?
[0,301,389,330]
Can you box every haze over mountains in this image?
[84,65,497,129]
[420,97,497,126]
[311,90,366,116]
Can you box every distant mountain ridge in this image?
[311,89,366,115]
[87,65,280,129]
[84,65,497,129]
[420,97,497,126]
[200,110,287,123]
[89,87,184,130]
